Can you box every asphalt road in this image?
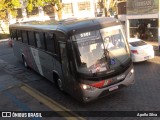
[0,40,160,120]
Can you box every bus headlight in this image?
[127,68,134,78]
[82,84,88,90]
[82,84,96,91]
[131,69,134,73]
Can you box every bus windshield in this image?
[73,25,130,75]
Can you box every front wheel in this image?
[57,78,64,91]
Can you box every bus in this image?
[9,17,134,102]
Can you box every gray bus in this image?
[9,17,134,102]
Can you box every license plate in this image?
[144,56,149,60]
[109,86,119,92]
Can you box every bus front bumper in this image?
[81,68,135,103]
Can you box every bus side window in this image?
[10,29,17,40]
[17,30,22,42]
[35,32,45,50]
[22,30,28,44]
[45,33,55,53]
[28,31,36,47]
[59,42,67,62]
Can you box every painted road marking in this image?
[21,84,85,120]
[4,91,42,120]
[0,84,41,120]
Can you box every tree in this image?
[0,0,21,20]
[26,0,62,20]
[98,0,127,17]
[97,0,113,17]
[97,0,107,16]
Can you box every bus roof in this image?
[9,17,121,34]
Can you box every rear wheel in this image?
[22,56,29,68]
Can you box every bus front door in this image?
[59,42,70,91]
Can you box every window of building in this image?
[78,1,90,11]
[63,3,73,14]
[28,31,36,47]
[35,32,45,50]
[130,19,158,40]
[45,33,55,53]
[22,31,28,43]
[17,30,22,42]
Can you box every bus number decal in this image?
[80,32,91,38]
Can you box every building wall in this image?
[62,0,95,19]
[124,0,160,42]
[127,0,158,15]
[117,2,126,15]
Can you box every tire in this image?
[57,78,63,91]
[53,73,64,92]
[22,57,29,68]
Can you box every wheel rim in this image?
[23,58,28,68]
[57,78,63,91]
[24,61,27,67]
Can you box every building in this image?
[118,0,159,43]
[62,0,96,19]
[9,0,99,24]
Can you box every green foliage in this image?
[0,33,10,39]
[0,0,62,20]
[26,0,62,12]
[0,0,21,20]
[97,0,105,9]
[26,0,63,19]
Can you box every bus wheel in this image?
[57,78,63,91]
[22,57,29,68]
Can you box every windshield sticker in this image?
[110,59,116,65]
[89,63,107,73]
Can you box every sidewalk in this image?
[0,59,56,120]
[0,41,83,120]
[0,58,83,120]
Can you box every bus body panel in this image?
[13,41,63,82]
[79,65,134,102]
[10,17,135,102]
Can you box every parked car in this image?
[128,38,154,62]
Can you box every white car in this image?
[128,38,154,62]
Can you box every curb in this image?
[21,84,85,120]
[0,38,9,42]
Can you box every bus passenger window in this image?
[45,33,55,53]
[35,32,45,50]
[17,30,22,42]
[60,43,67,63]
[28,31,36,47]
[10,29,17,40]
[22,31,28,44]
